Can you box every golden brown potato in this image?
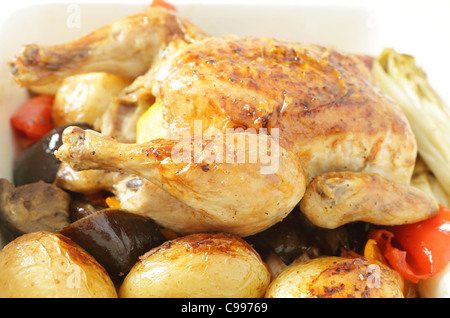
[265,256,404,298]
[119,232,271,298]
[52,72,131,129]
[0,231,117,298]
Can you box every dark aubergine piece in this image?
[59,209,166,277]
[68,192,109,222]
[13,123,92,186]
[245,210,315,264]
[294,207,374,256]
[246,207,374,264]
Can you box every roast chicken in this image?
[10,6,438,237]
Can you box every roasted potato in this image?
[0,231,117,298]
[265,256,404,298]
[52,72,131,129]
[119,232,271,298]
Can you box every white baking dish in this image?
[0,0,449,247]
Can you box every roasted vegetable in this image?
[0,179,71,237]
[246,208,373,265]
[59,209,166,277]
[52,72,131,130]
[119,232,271,298]
[0,231,117,298]
[391,205,450,278]
[265,256,404,298]
[10,95,54,145]
[369,205,450,284]
[150,0,177,11]
[13,123,91,186]
[411,156,450,207]
[69,192,108,222]
[244,209,315,264]
[372,48,450,203]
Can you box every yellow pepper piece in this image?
[364,238,388,265]
[105,196,121,209]
[363,238,412,296]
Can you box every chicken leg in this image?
[10,6,209,87]
[54,165,221,235]
[55,126,306,237]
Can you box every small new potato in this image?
[119,232,271,298]
[265,256,404,298]
[52,72,131,130]
[0,231,117,298]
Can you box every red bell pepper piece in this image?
[150,0,176,11]
[370,205,450,283]
[10,95,54,144]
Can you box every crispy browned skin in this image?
[300,171,438,229]
[146,35,416,183]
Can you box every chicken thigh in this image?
[11,6,438,236]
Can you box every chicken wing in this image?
[300,171,438,229]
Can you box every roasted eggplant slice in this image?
[68,192,109,222]
[59,209,166,277]
[0,179,71,236]
[245,209,315,264]
[13,123,91,186]
[245,207,373,264]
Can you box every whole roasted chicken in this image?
[10,6,438,237]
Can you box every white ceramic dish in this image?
[0,0,449,247]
